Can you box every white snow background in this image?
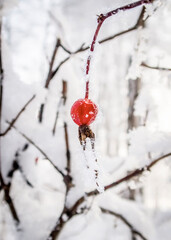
[0,0,171,239]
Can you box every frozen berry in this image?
[70,98,98,126]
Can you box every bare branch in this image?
[101,207,147,240]
[45,38,61,89]
[69,152,171,217]
[0,20,20,225]
[7,143,33,188]
[38,39,61,123]
[6,123,65,178]
[48,152,171,240]
[51,56,70,79]
[0,95,35,137]
[141,62,171,71]
[3,183,20,224]
[52,80,67,135]
[64,122,71,175]
[48,81,73,240]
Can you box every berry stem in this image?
[85,0,153,99]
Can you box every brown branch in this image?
[141,62,171,71]
[64,122,71,175]
[0,20,20,225]
[47,152,171,240]
[0,171,20,224]
[52,80,67,135]
[3,183,20,224]
[6,123,65,178]
[50,7,147,85]
[49,81,73,240]
[69,152,171,217]
[7,143,33,188]
[38,39,61,123]
[0,20,4,186]
[45,38,61,89]
[51,56,70,80]
[0,95,35,137]
[101,207,147,240]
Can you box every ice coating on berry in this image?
[70,98,98,126]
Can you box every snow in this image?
[1,0,171,239]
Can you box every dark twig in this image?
[84,0,153,98]
[2,182,20,224]
[64,122,71,175]
[45,39,61,89]
[0,95,35,137]
[45,3,150,88]
[6,123,65,178]
[141,62,171,71]
[52,80,67,135]
[69,152,171,218]
[101,207,147,240]
[50,57,70,80]
[47,153,171,240]
[7,143,33,188]
[38,38,61,123]
[0,20,4,186]
[0,20,20,225]
[49,81,73,240]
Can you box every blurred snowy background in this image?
[0,0,171,239]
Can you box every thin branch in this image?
[101,207,147,240]
[52,80,67,135]
[48,81,73,240]
[0,95,35,137]
[3,183,20,224]
[69,152,171,217]
[46,4,150,87]
[141,62,171,71]
[47,152,171,240]
[6,123,65,178]
[64,122,71,175]
[7,143,33,188]
[0,20,20,225]
[45,38,61,89]
[84,0,153,99]
[0,18,4,187]
[51,56,70,79]
[38,38,61,123]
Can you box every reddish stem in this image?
[85,0,153,99]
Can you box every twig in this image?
[38,38,61,123]
[64,122,71,175]
[0,95,35,137]
[101,207,147,240]
[6,123,65,178]
[52,80,67,135]
[2,182,20,224]
[47,152,171,240]
[48,80,72,240]
[0,20,4,185]
[51,57,70,80]
[141,62,171,71]
[69,152,171,217]
[84,0,153,99]
[45,4,150,89]
[7,143,33,188]
[45,39,61,88]
[0,20,19,224]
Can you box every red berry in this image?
[70,98,98,126]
